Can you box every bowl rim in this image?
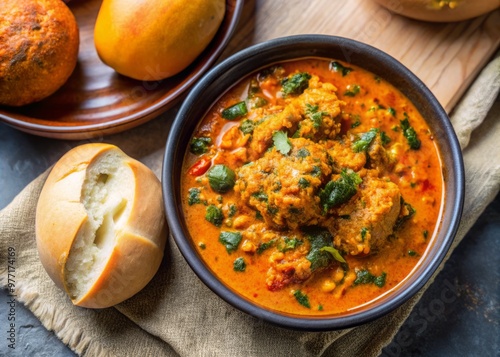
[162,34,465,331]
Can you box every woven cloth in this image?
[1,54,499,357]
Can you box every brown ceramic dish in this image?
[0,0,243,140]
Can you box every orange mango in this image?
[94,0,225,80]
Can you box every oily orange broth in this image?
[181,58,443,315]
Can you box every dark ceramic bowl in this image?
[162,35,464,331]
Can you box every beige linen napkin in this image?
[1,54,499,356]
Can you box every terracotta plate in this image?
[0,0,244,139]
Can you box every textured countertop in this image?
[0,120,498,356]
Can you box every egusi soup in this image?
[181,58,443,315]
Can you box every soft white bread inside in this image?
[65,150,133,301]
[36,143,167,308]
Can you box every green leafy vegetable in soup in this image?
[319,170,362,213]
[257,239,276,254]
[305,104,327,128]
[279,237,303,252]
[233,257,246,272]
[239,119,255,134]
[219,231,242,253]
[272,131,292,155]
[321,246,346,263]
[304,227,336,271]
[352,128,379,152]
[400,113,421,150]
[293,290,311,308]
[190,137,212,155]
[380,131,391,145]
[207,165,236,193]
[344,84,360,97]
[281,72,311,96]
[187,187,203,205]
[205,205,223,227]
[354,270,387,287]
[222,101,248,120]
[330,61,353,76]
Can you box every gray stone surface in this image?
[383,195,500,357]
[1,122,498,356]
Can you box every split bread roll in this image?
[35,143,167,308]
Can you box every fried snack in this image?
[0,0,79,106]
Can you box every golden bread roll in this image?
[35,143,167,308]
[0,0,79,106]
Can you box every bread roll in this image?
[35,143,167,308]
[0,0,79,106]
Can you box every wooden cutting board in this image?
[223,0,500,113]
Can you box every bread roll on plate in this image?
[0,0,79,106]
[36,143,167,308]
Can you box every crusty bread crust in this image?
[0,0,79,106]
[35,143,167,308]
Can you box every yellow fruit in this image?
[0,0,79,106]
[94,0,225,81]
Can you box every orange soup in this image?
[181,58,443,315]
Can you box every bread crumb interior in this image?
[65,151,133,300]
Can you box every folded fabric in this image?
[1,54,498,357]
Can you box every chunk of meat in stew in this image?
[332,171,401,255]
